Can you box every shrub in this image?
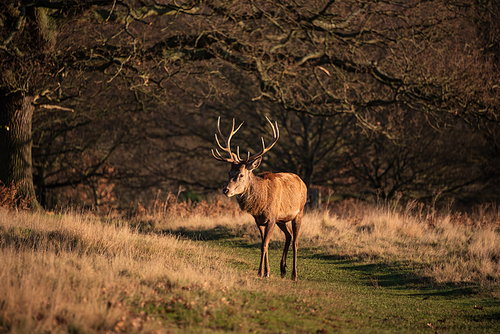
[0,181,30,211]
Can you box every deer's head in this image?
[212,117,279,197]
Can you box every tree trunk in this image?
[0,89,39,208]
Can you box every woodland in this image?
[1,0,500,211]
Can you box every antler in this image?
[244,116,279,163]
[211,116,280,164]
[211,117,244,163]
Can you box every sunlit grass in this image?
[1,198,499,333]
[150,198,500,286]
[0,208,244,333]
[300,203,500,285]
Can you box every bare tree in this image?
[2,0,500,209]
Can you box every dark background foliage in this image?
[1,0,499,210]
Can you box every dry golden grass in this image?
[0,182,30,211]
[0,208,247,333]
[299,201,500,285]
[146,197,500,286]
[1,196,499,332]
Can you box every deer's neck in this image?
[236,174,268,216]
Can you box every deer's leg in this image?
[291,213,303,281]
[257,221,276,277]
[277,222,292,278]
[257,225,266,277]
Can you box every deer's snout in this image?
[222,187,230,196]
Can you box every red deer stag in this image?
[212,117,307,281]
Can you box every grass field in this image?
[1,199,499,333]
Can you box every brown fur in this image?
[239,172,306,223]
[229,167,307,281]
[213,117,307,280]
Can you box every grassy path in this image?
[178,232,500,333]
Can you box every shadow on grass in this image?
[158,226,486,297]
[0,225,84,253]
[160,225,261,249]
[308,252,485,297]
[162,225,237,241]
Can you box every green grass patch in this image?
[147,228,500,333]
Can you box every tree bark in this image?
[0,89,38,208]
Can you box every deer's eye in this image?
[238,174,244,179]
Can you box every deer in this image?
[211,116,307,281]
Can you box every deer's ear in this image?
[246,157,262,171]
